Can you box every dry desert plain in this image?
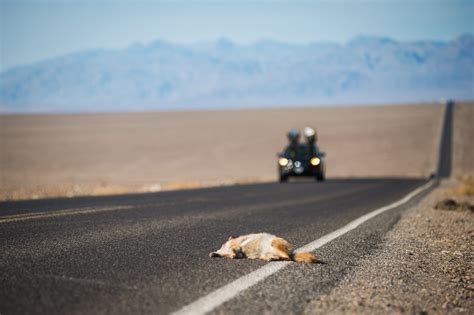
[1,102,472,201]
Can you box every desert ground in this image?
[1,102,469,201]
[453,102,474,177]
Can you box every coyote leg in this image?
[271,238,292,261]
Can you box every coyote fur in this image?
[209,233,316,263]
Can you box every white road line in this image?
[0,205,134,223]
[172,180,435,315]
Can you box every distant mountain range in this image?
[1,35,473,112]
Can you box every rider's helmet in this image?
[287,128,300,144]
[304,126,317,143]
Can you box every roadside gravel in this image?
[305,179,474,314]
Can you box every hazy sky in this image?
[1,0,473,71]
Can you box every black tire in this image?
[315,171,325,182]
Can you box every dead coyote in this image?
[209,233,316,263]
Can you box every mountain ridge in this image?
[1,34,473,112]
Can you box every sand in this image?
[0,103,448,200]
[453,102,474,178]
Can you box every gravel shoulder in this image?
[304,179,474,314]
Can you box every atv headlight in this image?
[310,157,321,166]
[278,157,289,166]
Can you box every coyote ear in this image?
[228,235,236,241]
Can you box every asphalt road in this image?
[0,103,453,315]
[437,100,453,178]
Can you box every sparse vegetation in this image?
[455,176,474,196]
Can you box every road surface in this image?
[0,102,453,314]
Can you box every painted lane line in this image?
[172,179,435,315]
[298,179,435,253]
[0,205,134,223]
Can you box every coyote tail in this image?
[292,251,317,263]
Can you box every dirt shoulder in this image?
[304,179,474,314]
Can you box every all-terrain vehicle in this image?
[277,144,326,182]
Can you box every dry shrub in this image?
[162,181,202,190]
[92,185,131,196]
[454,176,474,196]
